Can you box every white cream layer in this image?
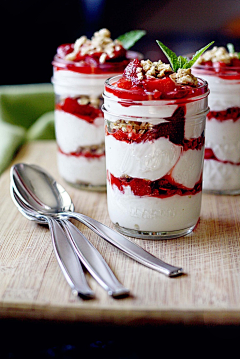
[191,71,240,111]
[52,69,117,98]
[203,159,240,191]
[107,184,201,232]
[205,118,240,163]
[55,110,105,152]
[58,151,106,185]
[106,135,203,188]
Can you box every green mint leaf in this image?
[177,55,188,69]
[117,30,146,50]
[156,41,178,71]
[184,41,215,69]
[157,40,214,71]
[227,43,235,54]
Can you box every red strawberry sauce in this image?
[107,171,202,198]
[56,97,103,124]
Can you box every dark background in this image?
[1,1,240,357]
[1,0,240,85]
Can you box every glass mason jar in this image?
[52,51,140,191]
[103,75,209,239]
[192,64,240,195]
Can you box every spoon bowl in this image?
[11,163,183,277]
[10,185,95,299]
[11,163,74,214]
[11,185,129,298]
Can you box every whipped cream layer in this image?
[107,184,202,232]
[55,110,104,152]
[205,117,240,163]
[106,135,203,188]
[192,73,240,111]
[203,160,240,191]
[58,152,106,186]
[52,69,116,98]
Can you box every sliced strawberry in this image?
[123,59,142,85]
[142,77,176,93]
[117,78,132,89]
[231,58,240,67]
[213,61,227,72]
[57,44,74,58]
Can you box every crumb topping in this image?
[76,143,105,155]
[77,96,101,108]
[65,28,123,63]
[138,59,173,79]
[107,119,153,133]
[134,59,198,86]
[196,46,239,64]
[170,68,198,86]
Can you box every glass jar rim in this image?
[193,63,240,77]
[52,50,142,70]
[104,75,209,104]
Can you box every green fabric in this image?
[0,83,55,174]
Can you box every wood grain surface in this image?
[0,141,240,326]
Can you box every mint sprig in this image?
[227,43,240,59]
[117,30,146,50]
[156,40,214,72]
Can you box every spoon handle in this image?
[61,220,129,298]
[67,213,183,277]
[47,217,95,299]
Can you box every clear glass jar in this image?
[103,75,209,239]
[192,65,240,195]
[52,51,140,191]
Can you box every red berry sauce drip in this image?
[107,171,202,198]
[207,107,240,122]
[58,146,105,159]
[56,97,103,124]
[204,148,240,165]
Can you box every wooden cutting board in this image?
[0,141,240,326]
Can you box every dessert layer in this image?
[106,135,203,187]
[203,159,240,191]
[57,151,106,185]
[205,118,240,163]
[55,110,105,151]
[53,69,119,97]
[191,72,240,111]
[107,183,201,231]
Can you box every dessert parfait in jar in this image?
[52,29,144,190]
[103,42,211,239]
[192,45,240,195]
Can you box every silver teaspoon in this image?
[10,186,94,299]
[11,163,183,277]
[11,186,129,298]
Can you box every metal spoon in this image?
[11,186,129,298]
[11,163,183,277]
[10,186,94,299]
